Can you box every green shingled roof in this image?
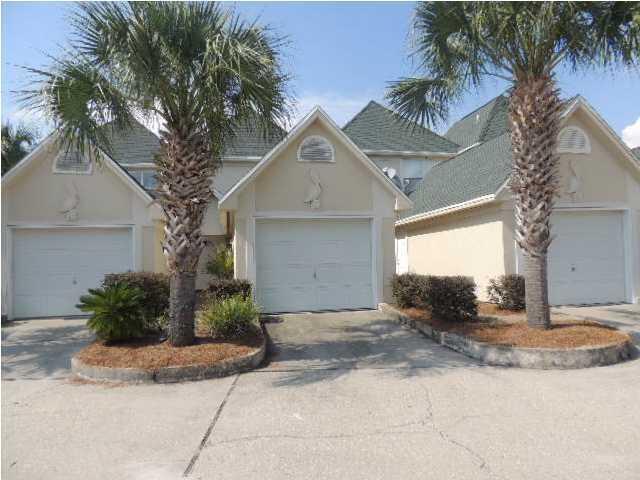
[445,95,510,148]
[401,133,512,219]
[223,120,286,157]
[102,120,161,165]
[343,101,459,153]
[633,147,640,160]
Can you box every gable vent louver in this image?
[557,126,590,154]
[298,135,334,162]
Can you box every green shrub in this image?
[427,276,478,322]
[205,278,252,302]
[199,295,260,339]
[77,283,145,342]
[391,273,430,308]
[392,273,477,322]
[102,272,169,329]
[487,274,525,311]
[205,244,234,279]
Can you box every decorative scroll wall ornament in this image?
[303,168,322,209]
[566,159,581,202]
[60,181,80,221]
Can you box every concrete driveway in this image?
[3,310,640,480]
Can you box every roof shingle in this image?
[444,95,509,148]
[343,101,459,153]
[401,133,512,219]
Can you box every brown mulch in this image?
[76,327,263,370]
[399,306,630,349]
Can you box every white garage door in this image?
[547,211,626,305]
[255,219,373,313]
[12,228,133,318]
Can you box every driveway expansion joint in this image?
[182,374,240,477]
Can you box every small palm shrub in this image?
[205,244,234,279]
[487,274,526,311]
[77,283,145,342]
[199,295,260,339]
[102,272,169,329]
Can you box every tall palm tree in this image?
[20,2,290,345]
[387,2,639,328]
[1,122,37,175]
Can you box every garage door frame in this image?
[248,214,379,312]
[514,205,633,305]
[5,224,136,319]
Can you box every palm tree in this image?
[387,2,639,328]
[1,122,37,175]
[20,2,290,345]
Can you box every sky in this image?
[2,1,640,147]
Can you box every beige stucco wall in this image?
[227,117,401,307]
[398,204,507,301]
[1,140,162,316]
[254,119,373,212]
[400,106,640,304]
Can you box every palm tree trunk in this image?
[523,252,551,328]
[509,76,562,329]
[156,122,217,346]
[169,272,197,346]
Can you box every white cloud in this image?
[290,91,378,128]
[3,107,52,136]
[622,116,640,149]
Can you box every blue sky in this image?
[2,1,640,146]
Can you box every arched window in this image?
[53,150,92,174]
[297,135,335,162]
[557,126,590,154]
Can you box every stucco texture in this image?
[229,116,401,307]
[399,105,640,304]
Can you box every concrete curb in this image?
[379,303,635,369]
[71,334,266,384]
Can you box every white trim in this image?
[253,210,375,219]
[362,149,455,159]
[222,155,262,162]
[122,162,157,169]
[5,224,136,319]
[564,97,640,173]
[395,194,496,226]
[252,215,378,311]
[1,134,56,186]
[0,133,156,207]
[219,106,413,211]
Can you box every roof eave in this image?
[395,194,497,227]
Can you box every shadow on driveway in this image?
[261,310,483,387]
[2,319,92,380]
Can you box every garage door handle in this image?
[313,271,317,280]
[72,279,77,285]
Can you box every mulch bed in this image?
[399,305,630,349]
[75,327,263,370]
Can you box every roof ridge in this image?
[342,100,379,131]
[478,95,508,143]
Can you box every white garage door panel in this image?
[256,219,373,313]
[13,228,133,318]
[547,211,626,305]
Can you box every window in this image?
[127,168,158,189]
[557,126,590,154]
[53,151,92,174]
[297,135,334,162]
